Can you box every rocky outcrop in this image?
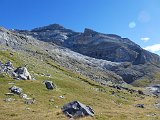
[62,101,94,118]
[145,84,160,97]
[13,67,31,80]
[0,61,14,74]
[0,60,32,80]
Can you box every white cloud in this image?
[129,21,136,29]
[144,44,160,52]
[141,37,150,42]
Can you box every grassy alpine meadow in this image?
[0,50,159,120]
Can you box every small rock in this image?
[8,82,15,85]
[55,106,59,108]
[135,104,145,108]
[59,96,65,99]
[32,77,36,80]
[5,61,13,68]
[4,98,15,102]
[25,108,31,110]
[154,103,160,109]
[146,113,156,117]
[10,53,14,56]
[45,74,51,77]
[138,90,144,95]
[25,98,36,104]
[10,86,23,95]
[20,94,28,99]
[44,80,56,90]
[49,99,54,102]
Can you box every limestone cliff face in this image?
[64,28,160,65]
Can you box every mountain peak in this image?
[46,23,64,29]
[31,23,65,32]
[83,28,98,36]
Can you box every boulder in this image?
[0,61,14,73]
[5,61,13,68]
[44,80,56,90]
[135,104,145,108]
[13,67,31,80]
[62,101,94,118]
[20,93,28,99]
[4,98,15,102]
[10,86,23,95]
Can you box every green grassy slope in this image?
[0,50,159,120]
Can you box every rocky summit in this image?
[16,24,160,84]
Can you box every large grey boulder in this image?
[44,80,56,90]
[13,67,31,80]
[10,86,23,95]
[62,101,94,118]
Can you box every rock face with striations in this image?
[64,28,160,65]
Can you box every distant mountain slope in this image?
[17,24,160,65]
[11,24,160,85]
[0,26,124,84]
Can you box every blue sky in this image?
[0,0,160,55]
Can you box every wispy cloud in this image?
[141,37,150,42]
[128,21,136,29]
[144,44,160,52]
